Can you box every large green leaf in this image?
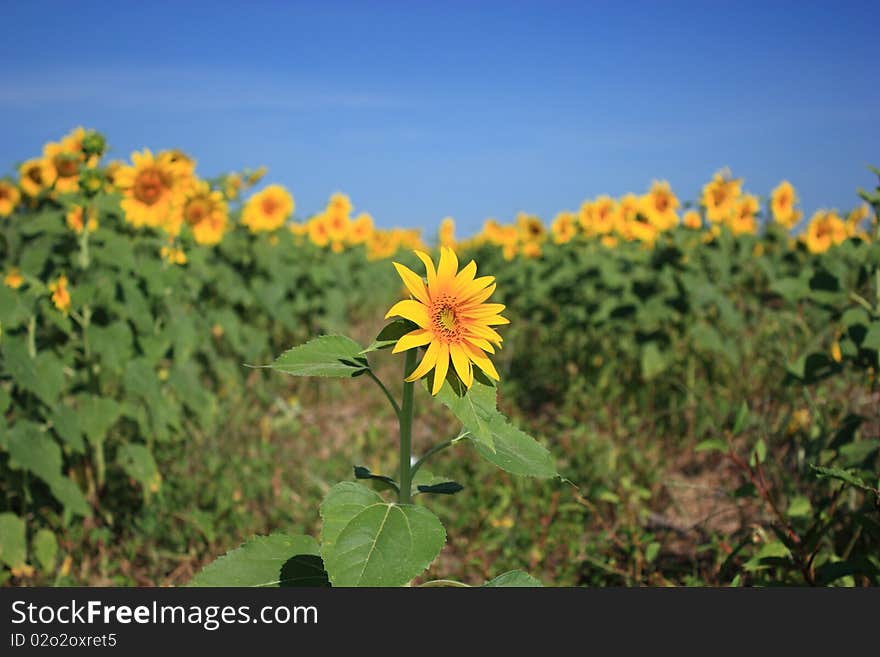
[32,529,58,572]
[323,503,446,587]
[191,533,321,587]
[0,513,27,568]
[433,377,497,451]
[2,339,65,407]
[319,482,384,555]
[483,570,544,587]
[271,335,369,377]
[7,421,62,484]
[116,443,160,492]
[76,395,121,446]
[472,416,558,478]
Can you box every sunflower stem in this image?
[398,349,417,504]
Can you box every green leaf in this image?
[862,322,880,351]
[46,477,91,517]
[483,570,544,587]
[7,421,62,484]
[645,542,661,563]
[694,439,728,453]
[353,466,399,494]
[787,496,812,518]
[2,339,65,407]
[640,343,667,380]
[811,465,877,494]
[417,481,464,495]
[271,335,369,378]
[191,533,321,587]
[76,395,121,446]
[733,401,749,435]
[319,482,384,556]
[0,513,27,568]
[50,405,85,454]
[116,444,160,492]
[433,377,497,452]
[322,503,446,587]
[32,529,58,572]
[751,439,767,465]
[472,417,557,478]
[360,319,419,354]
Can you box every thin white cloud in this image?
[0,66,407,111]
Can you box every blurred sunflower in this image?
[682,209,702,230]
[347,212,374,245]
[438,216,456,249]
[701,171,742,223]
[4,268,24,289]
[551,211,577,244]
[66,205,99,234]
[591,196,616,235]
[770,180,800,229]
[308,214,330,247]
[640,180,679,230]
[114,149,192,229]
[0,180,20,217]
[242,184,294,233]
[805,210,846,254]
[729,194,759,236]
[385,247,508,395]
[19,158,57,198]
[48,274,71,314]
[179,182,228,245]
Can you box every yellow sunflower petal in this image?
[450,343,474,388]
[393,262,430,304]
[461,342,500,381]
[481,315,510,326]
[452,260,477,293]
[436,246,459,285]
[462,303,507,317]
[463,335,496,354]
[431,342,451,395]
[392,328,432,354]
[406,340,440,382]
[414,250,437,290]
[384,299,430,327]
[461,281,496,306]
[466,324,504,344]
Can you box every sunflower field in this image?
[1,128,878,587]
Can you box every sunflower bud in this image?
[79,168,104,197]
[81,130,107,158]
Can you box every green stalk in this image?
[398,349,417,504]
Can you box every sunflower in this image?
[347,212,374,245]
[770,181,799,229]
[48,275,71,314]
[66,205,99,234]
[640,181,679,230]
[242,184,294,233]
[551,211,577,244]
[591,196,616,235]
[845,204,871,238]
[438,217,456,248]
[19,158,57,198]
[175,181,228,245]
[114,149,192,229]
[0,180,20,217]
[325,204,351,242]
[701,171,742,223]
[43,136,84,195]
[682,209,702,230]
[160,245,188,265]
[516,212,546,244]
[385,248,508,395]
[729,194,759,236]
[613,194,641,239]
[805,210,846,254]
[308,214,330,247]
[481,218,504,244]
[4,268,24,289]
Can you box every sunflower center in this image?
[27,166,43,185]
[185,199,210,225]
[711,188,726,206]
[55,155,79,178]
[432,298,462,340]
[262,197,279,215]
[655,194,669,212]
[134,168,170,205]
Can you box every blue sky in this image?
[2,1,879,234]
